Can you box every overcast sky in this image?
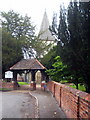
[0,0,70,33]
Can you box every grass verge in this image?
[0,88,12,91]
[18,82,29,85]
[60,80,86,92]
[60,80,69,84]
[69,84,86,92]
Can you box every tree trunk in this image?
[84,72,90,93]
[85,80,90,93]
[75,73,78,90]
[75,78,78,90]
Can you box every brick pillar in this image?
[59,87,62,107]
[77,95,80,119]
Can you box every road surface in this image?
[2,91,36,118]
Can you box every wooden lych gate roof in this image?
[10,59,46,70]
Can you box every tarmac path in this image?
[2,91,36,118]
[1,85,67,119]
[31,88,67,118]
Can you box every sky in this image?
[0,0,70,34]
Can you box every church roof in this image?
[10,59,46,70]
[39,11,55,41]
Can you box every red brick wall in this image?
[47,81,90,119]
[0,81,15,89]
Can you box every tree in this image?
[49,13,58,38]
[1,10,35,58]
[66,1,90,92]
[31,34,53,59]
[50,1,90,93]
[77,2,90,92]
[40,46,57,69]
[58,2,82,89]
[46,56,69,82]
[2,28,23,77]
[1,10,36,78]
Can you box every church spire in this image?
[39,11,49,33]
[39,11,55,41]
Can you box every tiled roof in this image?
[10,59,46,70]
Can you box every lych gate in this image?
[10,59,48,90]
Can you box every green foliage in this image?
[40,46,57,69]
[1,10,37,77]
[1,10,35,39]
[49,13,58,37]
[50,1,90,93]
[1,10,35,58]
[31,34,53,59]
[1,10,55,60]
[2,28,23,75]
[69,84,86,92]
[60,80,70,84]
[60,81,86,92]
[46,56,68,82]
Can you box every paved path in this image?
[2,91,36,118]
[1,85,67,119]
[31,87,67,118]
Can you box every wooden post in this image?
[31,70,36,90]
[31,71,36,81]
[25,72,27,82]
[13,71,17,82]
[41,70,45,82]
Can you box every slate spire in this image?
[39,11,55,41]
